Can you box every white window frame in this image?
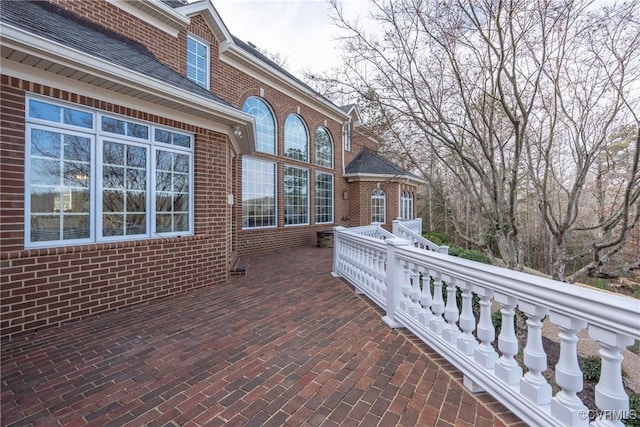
[284,114,309,162]
[284,165,309,226]
[24,95,194,248]
[242,97,277,155]
[314,127,334,168]
[186,33,210,89]
[315,172,334,224]
[371,187,386,224]
[343,120,351,151]
[400,190,414,220]
[241,157,277,229]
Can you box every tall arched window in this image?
[284,114,308,162]
[314,127,333,168]
[242,97,276,154]
[371,188,386,223]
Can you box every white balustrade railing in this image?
[345,222,396,239]
[392,219,449,254]
[332,226,640,427]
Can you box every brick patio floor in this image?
[1,246,525,426]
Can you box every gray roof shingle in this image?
[0,0,233,108]
[345,147,422,181]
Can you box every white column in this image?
[442,276,460,345]
[382,238,409,329]
[331,226,345,277]
[494,293,522,385]
[549,312,588,427]
[589,325,634,427]
[519,302,551,407]
[457,279,477,356]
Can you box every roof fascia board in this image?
[1,25,255,153]
[106,0,189,37]
[343,173,426,184]
[175,1,233,44]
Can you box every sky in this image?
[211,0,371,78]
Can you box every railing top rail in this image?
[395,243,640,339]
[392,220,447,253]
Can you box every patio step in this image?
[229,256,249,276]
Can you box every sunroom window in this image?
[25,96,193,248]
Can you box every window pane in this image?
[29,100,93,129]
[242,157,276,228]
[29,128,91,244]
[63,215,90,239]
[284,166,308,225]
[155,150,190,234]
[242,97,276,154]
[315,128,333,168]
[315,172,333,224]
[101,117,148,139]
[102,141,147,238]
[284,115,308,162]
[187,35,209,88]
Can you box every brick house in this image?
[0,0,423,339]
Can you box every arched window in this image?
[242,97,276,154]
[401,191,414,220]
[284,114,308,162]
[371,188,386,223]
[314,127,333,168]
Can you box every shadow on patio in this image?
[1,246,524,426]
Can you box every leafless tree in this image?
[311,0,639,281]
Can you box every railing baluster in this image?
[474,286,497,369]
[419,268,432,327]
[409,263,421,319]
[494,293,522,385]
[457,280,476,355]
[549,312,588,426]
[588,325,634,427]
[430,272,445,335]
[519,302,552,407]
[443,276,460,345]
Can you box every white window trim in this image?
[242,96,277,155]
[187,33,210,90]
[284,114,309,162]
[284,165,309,227]
[315,171,334,225]
[371,188,386,224]
[314,127,334,169]
[241,157,278,230]
[24,95,194,249]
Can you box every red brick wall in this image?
[50,0,183,71]
[0,78,231,340]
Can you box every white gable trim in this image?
[107,0,189,37]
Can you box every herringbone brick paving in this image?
[1,246,525,426]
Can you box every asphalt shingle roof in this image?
[345,147,423,181]
[0,0,233,108]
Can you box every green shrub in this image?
[423,231,451,245]
[580,355,601,381]
[627,392,640,426]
